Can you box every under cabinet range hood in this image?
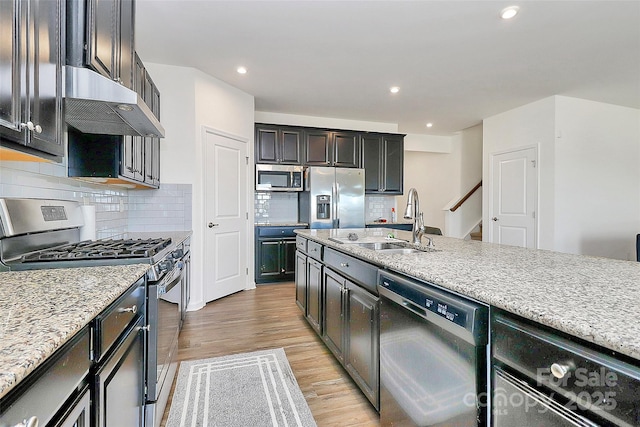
[64,66,165,138]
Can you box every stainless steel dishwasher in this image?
[378,270,489,427]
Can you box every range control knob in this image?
[172,248,184,259]
[159,260,173,272]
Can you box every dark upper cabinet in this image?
[86,0,134,89]
[304,130,360,167]
[0,0,64,159]
[361,133,404,194]
[304,130,332,166]
[255,125,303,164]
[333,132,360,168]
[142,71,160,186]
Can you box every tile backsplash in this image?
[253,190,397,224]
[0,160,192,238]
[128,184,192,232]
[366,195,398,222]
[254,192,299,223]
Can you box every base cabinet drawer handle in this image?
[340,262,349,267]
[119,305,137,314]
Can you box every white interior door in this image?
[203,128,248,302]
[490,147,537,248]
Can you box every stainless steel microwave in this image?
[255,165,304,191]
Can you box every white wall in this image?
[146,63,255,311]
[456,124,484,195]
[483,97,556,249]
[399,125,484,234]
[554,96,640,260]
[397,150,458,231]
[254,111,398,133]
[483,95,640,260]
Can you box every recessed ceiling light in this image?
[426,123,433,128]
[237,66,248,74]
[500,6,519,20]
[390,86,400,94]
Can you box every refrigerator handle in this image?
[332,182,339,228]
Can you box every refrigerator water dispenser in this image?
[316,195,331,219]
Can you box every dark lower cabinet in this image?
[345,281,379,407]
[306,258,323,334]
[322,266,380,408]
[0,279,145,427]
[256,226,307,284]
[53,387,91,427]
[256,238,297,283]
[323,268,346,363]
[94,316,145,427]
[295,251,307,312]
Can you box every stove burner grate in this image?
[20,238,172,262]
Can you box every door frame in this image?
[200,125,253,301]
[488,144,539,248]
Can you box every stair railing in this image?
[450,181,482,212]
[443,181,483,238]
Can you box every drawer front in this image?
[96,277,146,360]
[324,248,377,294]
[257,226,300,237]
[493,314,640,426]
[296,236,308,253]
[0,328,91,427]
[307,240,323,261]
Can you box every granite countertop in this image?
[0,264,150,400]
[295,228,640,362]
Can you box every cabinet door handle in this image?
[119,305,137,314]
[20,121,35,131]
[34,124,42,133]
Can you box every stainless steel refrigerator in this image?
[299,167,365,228]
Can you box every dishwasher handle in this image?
[402,299,428,318]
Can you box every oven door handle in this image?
[158,264,185,295]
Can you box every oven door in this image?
[146,263,184,402]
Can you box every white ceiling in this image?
[135,1,640,135]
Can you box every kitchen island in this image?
[296,228,640,361]
[0,264,149,400]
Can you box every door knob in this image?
[208,222,219,228]
[492,217,499,221]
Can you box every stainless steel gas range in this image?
[0,198,190,427]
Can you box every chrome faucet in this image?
[403,187,425,245]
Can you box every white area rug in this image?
[167,348,317,427]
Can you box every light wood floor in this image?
[160,282,380,427]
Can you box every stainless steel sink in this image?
[378,247,422,254]
[353,242,426,254]
[353,242,406,250]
